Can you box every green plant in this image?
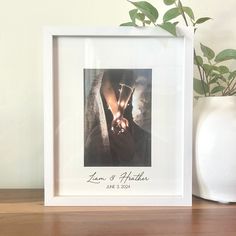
[121,0,236,96]
[194,45,236,96]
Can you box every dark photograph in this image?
[84,69,152,166]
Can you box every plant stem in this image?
[176,0,210,96]
[203,68,210,96]
[223,77,236,95]
[177,0,208,96]
[226,88,236,95]
[225,80,236,95]
[194,50,207,96]
[178,0,189,26]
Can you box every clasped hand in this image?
[111,113,129,135]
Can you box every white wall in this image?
[0,0,235,188]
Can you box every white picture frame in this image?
[44,27,193,206]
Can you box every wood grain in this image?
[0,189,236,236]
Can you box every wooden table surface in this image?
[0,190,236,236]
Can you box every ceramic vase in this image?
[193,96,236,203]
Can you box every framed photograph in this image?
[44,27,193,206]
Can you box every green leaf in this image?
[218,65,229,74]
[163,7,181,22]
[195,17,211,24]
[229,70,236,80]
[194,78,209,95]
[200,43,215,60]
[194,55,203,66]
[136,12,145,21]
[120,22,137,26]
[215,49,236,62]
[208,77,218,85]
[176,1,195,20]
[129,9,138,23]
[219,76,227,82]
[211,86,225,94]
[210,71,220,77]
[202,64,213,76]
[183,7,195,20]
[163,0,176,5]
[211,73,227,82]
[129,1,159,23]
[212,66,220,72]
[158,22,177,36]
[144,20,151,24]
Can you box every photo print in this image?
[84,69,152,166]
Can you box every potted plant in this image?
[192,47,236,203]
[121,0,236,202]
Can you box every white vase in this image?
[193,96,236,203]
